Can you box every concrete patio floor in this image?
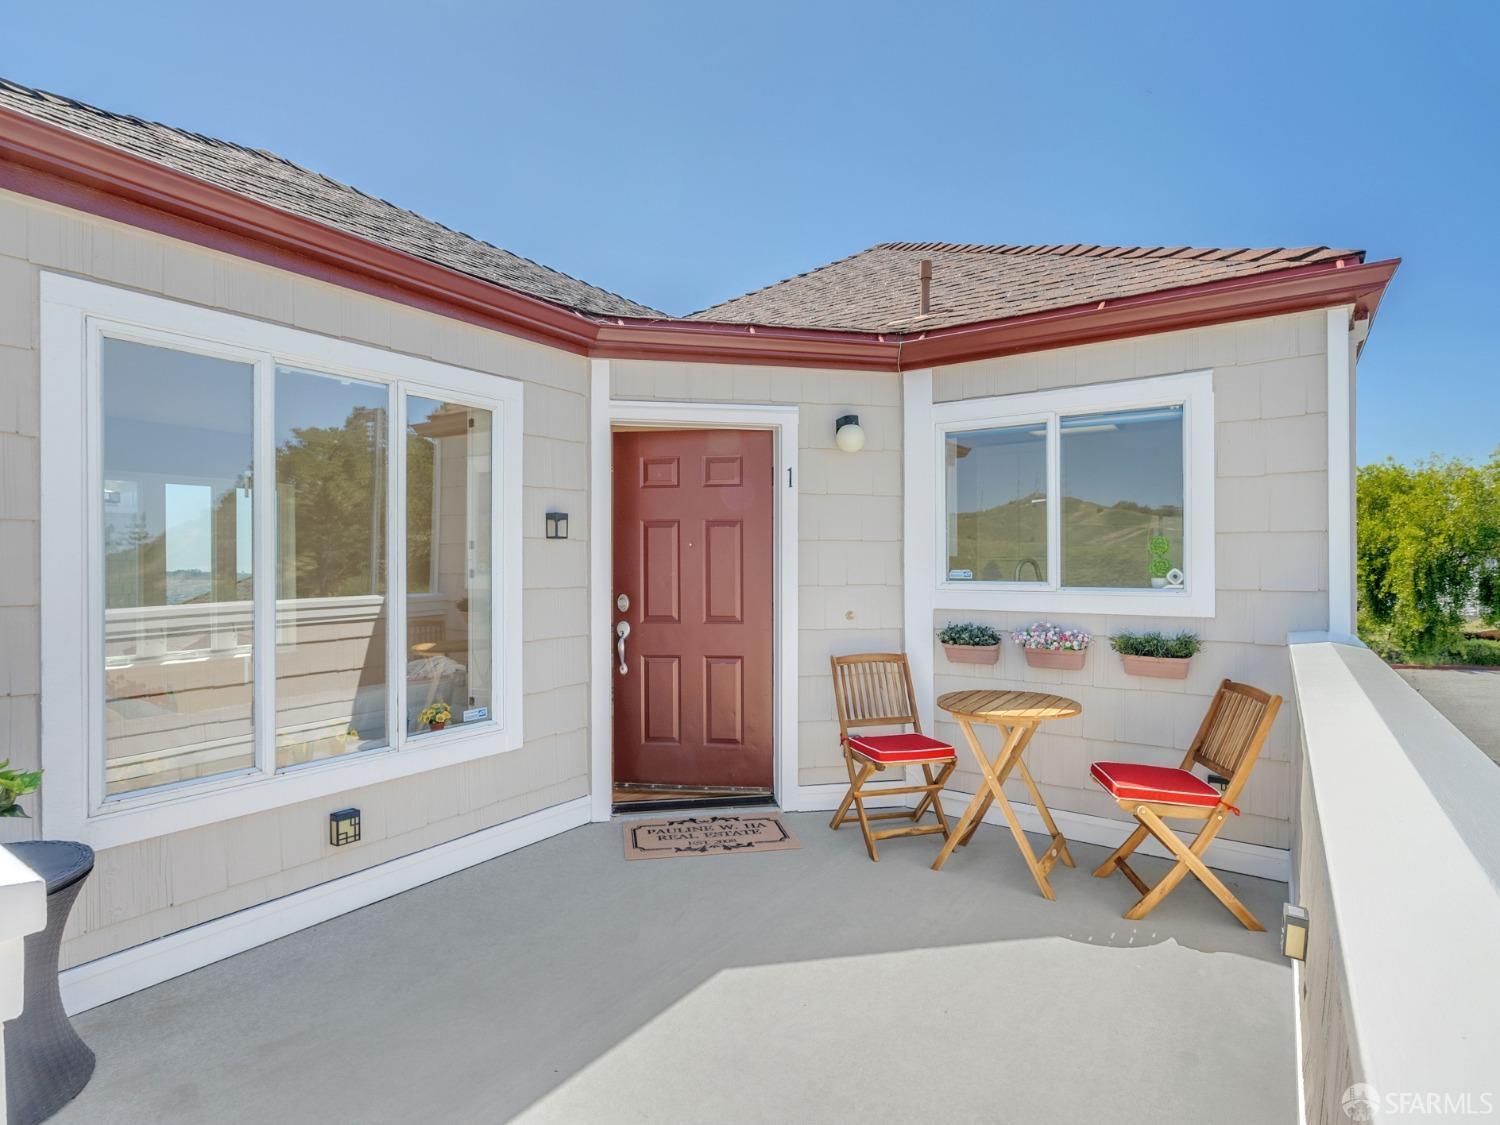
[54,812,1296,1124]
[1397,666,1500,765]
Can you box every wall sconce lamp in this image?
[545,511,569,540]
[1282,903,1309,961]
[835,414,865,453]
[330,807,361,847]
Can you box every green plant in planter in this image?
[937,622,1002,647]
[1109,630,1202,659]
[1147,533,1174,583]
[0,759,42,818]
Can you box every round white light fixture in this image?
[835,414,865,453]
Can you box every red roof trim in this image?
[0,106,599,354]
[592,317,899,370]
[0,106,1399,373]
[895,257,1399,368]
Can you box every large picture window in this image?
[41,275,523,847]
[934,371,1214,616]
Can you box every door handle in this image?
[616,620,631,675]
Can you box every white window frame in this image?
[40,273,524,849]
[932,369,1215,617]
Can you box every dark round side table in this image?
[2,841,95,1125]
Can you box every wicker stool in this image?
[2,841,95,1124]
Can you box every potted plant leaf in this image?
[0,759,42,818]
[1111,630,1202,679]
[938,621,1003,665]
[1013,622,1092,671]
[418,701,452,731]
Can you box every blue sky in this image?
[6,1,1496,464]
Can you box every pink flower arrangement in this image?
[1012,622,1092,652]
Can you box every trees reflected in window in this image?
[274,367,390,769]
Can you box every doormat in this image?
[622,813,801,861]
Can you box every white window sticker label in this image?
[948,569,974,581]
[462,707,489,723]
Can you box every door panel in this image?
[642,521,681,622]
[613,429,774,789]
[703,656,744,745]
[704,520,744,622]
[641,655,681,744]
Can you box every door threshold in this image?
[612,786,776,816]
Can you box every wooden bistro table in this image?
[931,689,1082,900]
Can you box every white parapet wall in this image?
[0,848,48,1125]
[1288,633,1500,1122]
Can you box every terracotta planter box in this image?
[943,643,1001,666]
[1119,654,1192,680]
[1023,648,1087,671]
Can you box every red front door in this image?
[612,429,774,789]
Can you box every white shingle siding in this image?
[610,361,906,786]
[930,311,1332,849]
[0,176,1337,967]
[0,187,592,965]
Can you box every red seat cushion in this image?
[1089,761,1222,808]
[847,733,956,763]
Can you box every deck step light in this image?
[330,808,361,847]
[835,415,865,453]
[545,511,569,539]
[1282,903,1309,961]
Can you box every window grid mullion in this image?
[390,386,408,751]
[489,401,504,729]
[252,356,277,776]
[1046,413,1062,590]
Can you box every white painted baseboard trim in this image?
[59,796,592,1016]
[915,789,1291,882]
[779,781,910,814]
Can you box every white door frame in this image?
[588,361,799,820]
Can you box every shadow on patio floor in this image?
[56,812,1295,1124]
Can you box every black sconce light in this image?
[330,808,361,847]
[545,511,569,540]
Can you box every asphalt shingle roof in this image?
[0,79,1366,336]
[0,79,664,320]
[687,242,1365,333]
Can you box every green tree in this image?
[276,407,388,598]
[1357,449,1500,657]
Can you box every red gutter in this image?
[592,318,900,371]
[894,256,1399,368]
[0,106,1399,372]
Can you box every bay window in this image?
[41,274,524,847]
[934,370,1214,616]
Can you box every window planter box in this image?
[943,643,1001,666]
[1023,648,1087,672]
[1120,653,1192,680]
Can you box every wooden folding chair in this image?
[829,653,957,861]
[1090,679,1282,930]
